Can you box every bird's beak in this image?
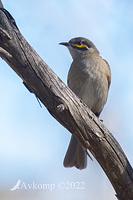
[59,42,69,47]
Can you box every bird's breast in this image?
[67,56,109,114]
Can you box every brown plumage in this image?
[60,37,111,169]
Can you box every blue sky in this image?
[0,0,133,199]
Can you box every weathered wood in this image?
[0,8,133,200]
[0,0,3,8]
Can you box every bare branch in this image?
[0,0,4,8]
[0,8,133,200]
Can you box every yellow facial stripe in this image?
[74,43,87,48]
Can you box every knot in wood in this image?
[57,104,65,113]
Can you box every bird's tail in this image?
[63,135,87,169]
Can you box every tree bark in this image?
[0,7,133,200]
[0,0,3,8]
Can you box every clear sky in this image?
[0,0,133,200]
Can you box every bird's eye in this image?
[73,41,88,49]
[74,41,82,46]
[77,41,82,46]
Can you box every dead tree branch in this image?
[0,0,3,8]
[0,7,133,200]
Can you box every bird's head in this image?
[59,37,99,59]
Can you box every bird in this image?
[59,37,111,170]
